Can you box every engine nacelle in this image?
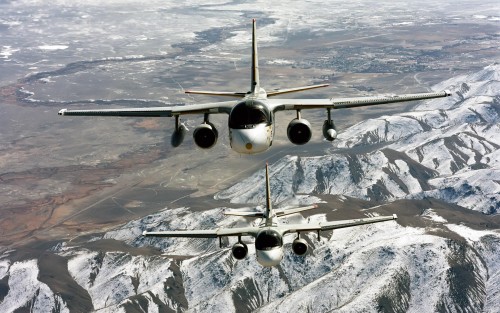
[322,120,337,141]
[292,238,308,256]
[287,118,312,145]
[232,242,248,260]
[171,123,188,147]
[193,122,218,149]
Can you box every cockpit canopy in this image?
[255,229,282,250]
[228,100,271,129]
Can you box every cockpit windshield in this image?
[228,101,271,129]
[255,229,282,250]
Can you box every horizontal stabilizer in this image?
[275,204,318,217]
[143,229,218,238]
[224,210,265,218]
[185,90,247,98]
[267,84,329,97]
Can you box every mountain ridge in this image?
[217,64,500,214]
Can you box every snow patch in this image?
[446,224,499,242]
[421,208,447,223]
[38,45,69,50]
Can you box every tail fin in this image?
[265,163,272,213]
[264,163,275,226]
[184,19,259,98]
[225,164,318,222]
[224,164,274,225]
[251,18,260,95]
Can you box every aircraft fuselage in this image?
[254,227,284,267]
[256,247,284,267]
[228,93,276,154]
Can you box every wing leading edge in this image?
[58,90,450,116]
[282,214,398,234]
[269,90,451,111]
[142,226,258,238]
[142,214,397,239]
[58,101,236,117]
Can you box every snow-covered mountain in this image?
[1,65,499,312]
[1,205,499,312]
[0,259,69,312]
[217,64,500,214]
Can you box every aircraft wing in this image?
[58,100,237,117]
[143,226,259,238]
[268,90,451,111]
[282,214,397,234]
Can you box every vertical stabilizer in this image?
[251,19,260,95]
[265,163,274,225]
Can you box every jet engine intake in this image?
[171,123,188,147]
[193,122,218,149]
[322,120,337,141]
[287,118,312,145]
[232,242,248,260]
[292,238,308,256]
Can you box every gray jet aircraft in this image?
[143,164,397,267]
[59,19,451,154]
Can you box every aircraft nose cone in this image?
[231,126,269,154]
[256,248,283,267]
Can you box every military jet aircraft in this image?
[143,164,397,267]
[59,19,451,154]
